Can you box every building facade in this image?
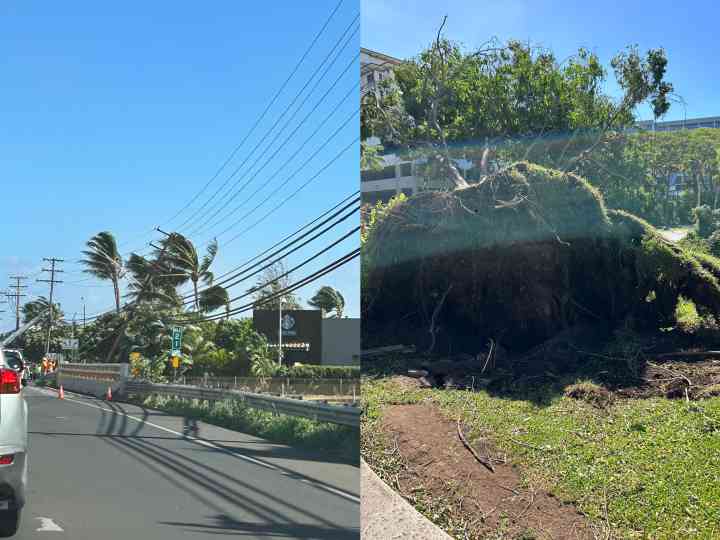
[636,115,720,132]
[253,309,360,366]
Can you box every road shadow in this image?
[91,402,358,538]
[159,514,358,538]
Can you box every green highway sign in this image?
[171,326,183,356]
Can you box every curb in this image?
[361,458,453,539]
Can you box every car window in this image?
[3,351,23,371]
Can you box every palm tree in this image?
[22,297,63,328]
[199,285,230,318]
[81,232,124,314]
[163,234,218,311]
[308,286,345,318]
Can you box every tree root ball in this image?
[363,162,720,354]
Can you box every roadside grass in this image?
[134,394,359,462]
[362,377,720,539]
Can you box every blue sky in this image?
[0,0,360,333]
[362,0,719,122]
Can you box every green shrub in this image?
[286,364,359,379]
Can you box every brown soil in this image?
[381,403,595,540]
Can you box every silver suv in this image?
[0,349,28,536]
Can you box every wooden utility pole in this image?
[37,258,64,355]
[8,276,28,331]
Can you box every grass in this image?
[362,377,720,539]
[135,394,359,462]
[676,296,702,331]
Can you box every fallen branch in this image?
[457,419,495,473]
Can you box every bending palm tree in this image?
[81,231,125,314]
[163,234,218,311]
[199,285,230,319]
[308,286,345,318]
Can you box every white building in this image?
[361,47,402,97]
[636,115,720,132]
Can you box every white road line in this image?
[35,517,63,531]
[30,387,361,504]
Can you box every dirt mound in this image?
[564,382,613,407]
[363,162,720,356]
[381,403,595,539]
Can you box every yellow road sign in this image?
[171,356,180,369]
[129,352,141,361]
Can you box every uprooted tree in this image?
[363,162,720,356]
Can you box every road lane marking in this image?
[36,517,63,531]
[30,387,361,504]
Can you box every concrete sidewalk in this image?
[361,459,453,539]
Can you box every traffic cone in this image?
[106,386,112,401]
[58,385,64,400]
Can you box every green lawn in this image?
[362,377,720,539]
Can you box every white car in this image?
[0,350,28,536]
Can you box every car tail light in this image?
[0,369,20,394]
[0,455,14,465]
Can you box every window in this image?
[366,73,374,85]
[361,165,396,182]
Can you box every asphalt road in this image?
[15,386,359,539]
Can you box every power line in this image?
[179,24,360,238]
[81,193,359,322]
[176,14,360,234]
[185,67,360,239]
[208,190,359,285]
[178,195,360,302]
[180,223,359,310]
[116,0,347,254]
[177,248,360,323]
[218,135,360,249]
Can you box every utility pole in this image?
[81,296,86,328]
[8,276,28,331]
[37,258,64,356]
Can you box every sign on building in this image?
[253,310,322,364]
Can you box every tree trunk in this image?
[193,279,199,311]
[113,278,121,314]
[106,317,130,363]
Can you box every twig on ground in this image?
[514,489,536,521]
[508,436,553,452]
[457,418,495,472]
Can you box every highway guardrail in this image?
[124,381,360,427]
